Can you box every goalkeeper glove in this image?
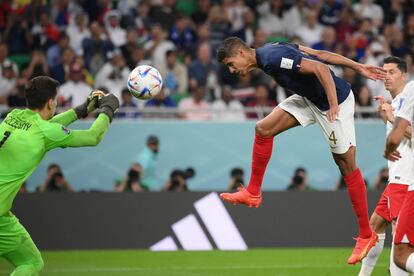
[97,94,120,122]
[74,90,107,119]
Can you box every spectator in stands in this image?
[404,13,414,47]
[39,164,74,192]
[46,33,70,69]
[295,9,324,47]
[121,28,139,69]
[251,28,267,49]
[191,0,211,26]
[373,167,389,190]
[365,41,390,100]
[355,85,374,119]
[335,7,357,44]
[31,10,60,50]
[212,85,245,121]
[182,23,210,62]
[223,0,247,32]
[318,0,343,26]
[159,50,188,95]
[95,49,130,99]
[58,63,93,108]
[143,24,176,70]
[311,27,337,52]
[228,167,245,191]
[287,167,314,191]
[284,0,307,37]
[2,14,32,54]
[188,42,219,87]
[6,74,26,108]
[26,50,49,78]
[351,18,376,61]
[150,0,180,31]
[390,27,410,58]
[0,43,18,77]
[178,84,211,121]
[132,0,153,39]
[232,8,256,47]
[50,47,75,84]
[343,67,363,95]
[0,60,17,103]
[164,169,188,192]
[245,84,277,119]
[66,11,90,56]
[134,135,160,190]
[352,0,384,29]
[115,163,144,192]
[145,90,177,118]
[256,0,287,37]
[104,10,127,48]
[116,88,139,119]
[207,5,231,52]
[169,14,196,55]
[82,21,114,74]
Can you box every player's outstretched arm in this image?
[384,117,410,161]
[298,45,386,81]
[63,94,120,147]
[45,94,120,149]
[49,90,106,126]
[299,58,338,122]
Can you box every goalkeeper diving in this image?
[0,76,119,275]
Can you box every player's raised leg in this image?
[219,106,300,207]
[332,147,378,264]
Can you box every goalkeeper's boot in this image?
[220,186,262,208]
[347,231,379,264]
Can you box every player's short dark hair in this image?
[217,36,249,63]
[383,56,407,73]
[25,76,59,109]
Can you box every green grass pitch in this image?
[0,248,392,275]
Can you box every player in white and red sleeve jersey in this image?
[384,67,414,274]
[360,56,412,276]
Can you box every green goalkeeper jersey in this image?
[0,108,110,216]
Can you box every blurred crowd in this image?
[1,0,414,120]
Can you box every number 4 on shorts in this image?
[329,131,337,145]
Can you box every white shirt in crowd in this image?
[95,63,130,99]
[211,100,246,122]
[59,80,92,107]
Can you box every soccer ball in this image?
[127,65,163,100]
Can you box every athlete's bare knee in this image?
[255,121,273,137]
[394,246,406,269]
[393,244,410,270]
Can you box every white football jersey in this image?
[395,81,414,190]
[387,90,413,185]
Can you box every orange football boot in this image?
[347,231,379,264]
[220,186,262,208]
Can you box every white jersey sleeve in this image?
[388,90,413,185]
[396,81,414,124]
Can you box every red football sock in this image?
[344,168,371,238]
[246,134,274,196]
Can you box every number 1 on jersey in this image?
[0,131,11,148]
[329,131,337,145]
